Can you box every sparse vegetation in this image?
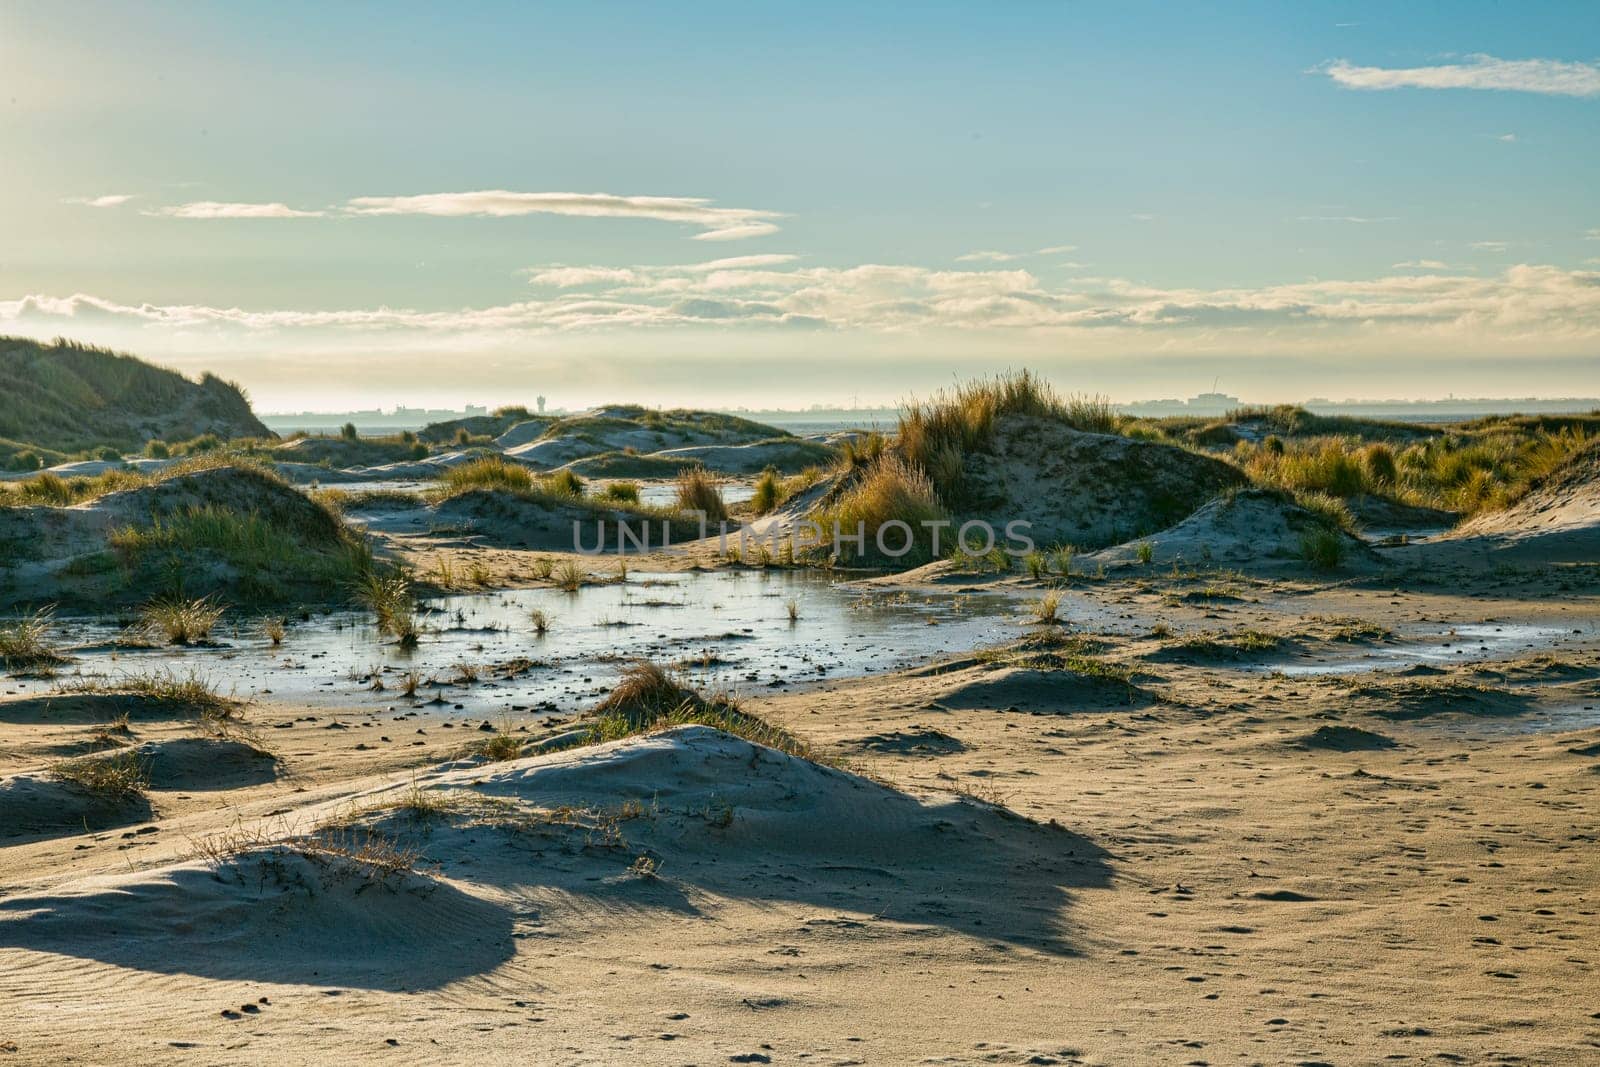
[0,607,66,670]
[141,595,223,645]
[674,467,727,522]
[585,660,823,762]
[552,560,588,592]
[898,371,1118,507]
[51,749,149,799]
[354,573,420,647]
[1298,527,1346,570]
[1030,589,1063,624]
[809,455,947,566]
[601,480,641,504]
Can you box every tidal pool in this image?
[19,571,1020,719]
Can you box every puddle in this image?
[1256,623,1582,677]
[313,479,755,508]
[17,571,1019,719]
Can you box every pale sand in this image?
[1,578,1598,1065]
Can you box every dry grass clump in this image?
[51,749,149,799]
[674,467,727,521]
[195,825,421,884]
[551,559,588,592]
[601,480,641,504]
[441,456,534,494]
[808,455,947,566]
[1030,589,1063,625]
[976,630,1133,684]
[0,607,67,670]
[750,465,824,515]
[60,669,237,726]
[586,660,822,761]
[528,607,551,635]
[141,595,223,645]
[541,468,586,499]
[353,573,420,646]
[898,370,1117,506]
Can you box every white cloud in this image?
[155,201,326,219]
[1297,215,1397,224]
[62,194,135,208]
[956,250,1019,263]
[9,264,1599,348]
[1393,260,1450,270]
[1497,133,1517,143]
[1036,244,1078,255]
[1586,229,1600,241]
[1320,55,1600,97]
[1471,240,1510,252]
[344,190,782,240]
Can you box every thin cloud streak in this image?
[62,194,136,208]
[1320,54,1600,97]
[344,190,783,240]
[155,201,327,219]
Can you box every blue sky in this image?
[2,1,1597,409]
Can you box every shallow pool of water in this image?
[1254,623,1585,677]
[19,571,1021,719]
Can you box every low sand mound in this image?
[111,737,278,791]
[0,691,239,725]
[491,418,556,448]
[506,410,786,469]
[0,849,513,988]
[931,662,1149,712]
[1295,725,1398,751]
[87,464,343,542]
[0,464,353,609]
[1441,440,1600,562]
[0,774,153,838]
[957,414,1246,548]
[271,436,418,467]
[430,488,703,551]
[646,438,835,475]
[1083,488,1377,572]
[0,727,1109,992]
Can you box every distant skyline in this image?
[3,1,1597,410]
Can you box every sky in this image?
[1,0,1597,411]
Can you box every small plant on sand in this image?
[142,595,224,645]
[1135,541,1155,565]
[552,560,587,592]
[541,468,585,499]
[442,456,534,494]
[1299,527,1345,570]
[1023,550,1048,580]
[785,598,800,623]
[399,670,422,698]
[674,467,728,522]
[51,749,149,800]
[458,714,524,761]
[1030,589,1063,625]
[531,556,556,580]
[528,608,551,635]
[0,607,67,670]
[353,573,420,647]
[1049,544,1075,577]
[601,481,641,504]
[751,467,782,515]
[262,617,286,646]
